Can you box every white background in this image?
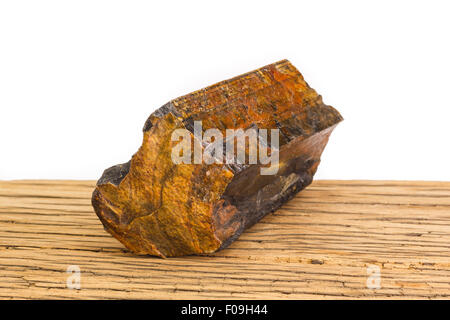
[1,0,449,181]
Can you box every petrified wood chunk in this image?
[92,59,343,257]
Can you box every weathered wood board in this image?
[0,180,449,299]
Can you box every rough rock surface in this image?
[92,60,343,257]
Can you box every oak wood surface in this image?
[0,180,449,299]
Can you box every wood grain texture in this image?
[0,180,449,299]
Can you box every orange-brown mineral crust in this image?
[92,60,343,257]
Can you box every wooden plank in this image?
[0,180,449,299]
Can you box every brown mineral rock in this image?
[92,59,343,257]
